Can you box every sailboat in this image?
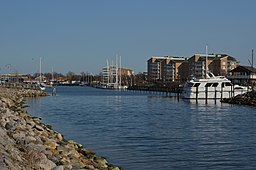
[97,55,127,90]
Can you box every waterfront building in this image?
[0,74,26,83]
[179,54,238,81]
[147,56,162,82]
[147,56,186,82]
[102,66,110,84]
[187,54,216,79]
[228,65,256,85]
[102,65,133,85]
[210,54,238,76]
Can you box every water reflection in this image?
[183,98,224,105]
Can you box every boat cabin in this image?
[186,81,232,88]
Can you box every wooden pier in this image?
[128,84,183,98]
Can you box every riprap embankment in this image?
[0,87,121,170]
[221,91,256,106]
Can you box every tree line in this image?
[34,71,148,86]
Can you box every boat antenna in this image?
[252,49,254,70]
[205,45,208,78]
[249,49,254,72]
[250,49,254,88]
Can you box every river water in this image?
[25,86,256,170]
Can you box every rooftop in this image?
[150,56,187,61]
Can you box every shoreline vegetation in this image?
[0,87,121,170]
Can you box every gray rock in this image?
[24,135,37,144]
[0,128,14,146]
[5,122,15,130]
[3,155,21,170]
[26,143,46,153]
[34,124,44,131]
[38,158,56,170]
[0,108,7,114]
[94,157,108,168]
[12,131,26,141]
[52,165,64,170]
[0,155,9,170]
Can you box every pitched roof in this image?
[230,65,256,73]
[242,66,256,73]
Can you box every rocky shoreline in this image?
[221,91,256,106]
[0,87,121,170]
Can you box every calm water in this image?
[26,86,256,170]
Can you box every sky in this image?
[0,0,256,75]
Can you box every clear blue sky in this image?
[1,0,256,75]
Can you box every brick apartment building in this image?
[211,54,238,76]
[148,54,238,83]
[147,56,186,82]
[179,54,238,80]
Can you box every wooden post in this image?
[177,87,180,102]
[196,86,198,103]
[221,85,223,100]
[205,86,208,104]
[214,87,217,104]
[231,85,234,98]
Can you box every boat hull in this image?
[182,87,247,99]
[181,73,250,99]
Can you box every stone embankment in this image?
[221,91,256,106]
[0,87,121,170]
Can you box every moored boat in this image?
[181,72,250,99]
[38,82,46,91]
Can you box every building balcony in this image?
[228,75,252,79]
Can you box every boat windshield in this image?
[205,83,219,87]
[222,82,233,87]
[194,83,200,87]
[212,83,218,87]
[185,82,201,88]
[234,86,244,89]
[205,83,212,87]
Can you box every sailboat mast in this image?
[116,54,118,85]
[52,66,54,82]
[120,55,122,86]
[107,59,109,84]
[40,57,42,83]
